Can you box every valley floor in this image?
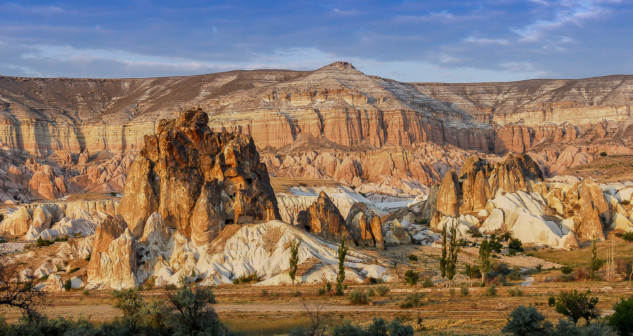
[1,279,631,335]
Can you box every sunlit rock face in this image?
[117,108,280,245]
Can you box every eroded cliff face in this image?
[1,62,632,201]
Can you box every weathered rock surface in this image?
[297,192,350,241]
[345,203,385,249]
[117,108,280,245]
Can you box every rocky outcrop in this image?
[117,108,280,245]
[0,198,118,238]
[297,192,350,241]
[345,203,384,249]
[87,109,283,288]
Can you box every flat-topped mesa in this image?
[117,108,280,246]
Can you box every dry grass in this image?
[567,155,633,182]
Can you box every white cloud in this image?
[513,0,608,42]
[463,36,511,46]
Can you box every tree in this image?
[555,289,600,325]
[446,223,459,288]
[479,238,492,285]
[336,237,348,296]
[289,239,301,284]
[590,239,603,280]
[404,270,419,285]
[609,296,633,336]
[0,248,47,323]
[168,277,226,335]
[440,223,448,279]
[111,288,146,331]
[502,305,552,336]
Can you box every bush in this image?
[64,279,72,291]
[464,264,481,279]
[485,285,497,297]
[507,287,523,297]
[560,265,573,274]
[609,296,633,335]
[548,296,556,307]
[622,232,633,242]
[376,285,390,296]
[331,318,414,336]
[233,272,260,284]
[555,289,599,325]
[36,237,54,248]
[317,287,326,295]
[502,305,552,336]
[164,283,177,291]
[600,152,608,157]
[367,288,375,297]
[460,284,469,297]
[509,238,524,252]
[404,270,419,285]
[408,254,418,262]
[551,318,580,336]
[421,278,434,288]
[400,292,423,308]
[348,289,369,305]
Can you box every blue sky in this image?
[0,0,631,82]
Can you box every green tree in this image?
[168,277,226,335]
[479,238,492,285]
[609,296,633,336]
[288,239,301,284]
[336,237,348,296]
[446,223,459,288]
[555,289,600,325]
[502,305,552,336]
[440,223,448,278]
[590,240,603,280]
[111,288,146,331]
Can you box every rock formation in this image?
[117,108,280,245]
[297,192,350,242]
[345,203,385,249]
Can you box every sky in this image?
[0,0,632,82]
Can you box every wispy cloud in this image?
[513,0,608,42]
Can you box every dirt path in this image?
[1,303,513,323]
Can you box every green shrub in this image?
[64,279,72,291]
[293,290,302,297]
[464,264,481,279]
[400,292,423,308]
[317,287,326,295]
[376,285,390,296]
[622,232,633,242]
[508,238,524,252]
[421,278,434,288]
[404,270,419,285]
[507,287,523,297]
[609,296,633,335]
[502,305,552,336]
[233,272,260,284]
[561,265,573,274]
[69,267,80,273]
[164,283,177,291]
[548,296,556,307]
[84,254,91,262]
[551,318,580,336]
[485,285,497,297]
[600,152,608,157]
[408,254,418,262]
[36,237,53,247]
[367,288,375,297]
[460,284,469,297]
[348,289,369,305]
